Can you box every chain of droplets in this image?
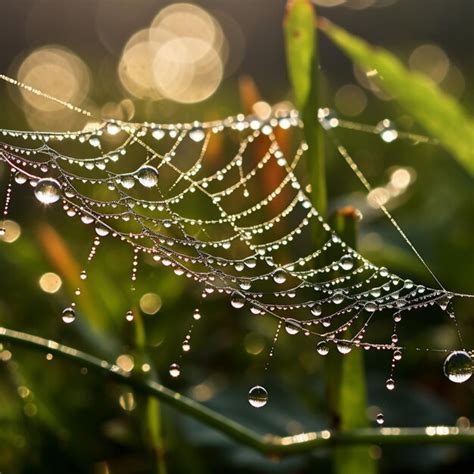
[1,106,473,404]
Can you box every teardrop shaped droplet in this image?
[336,341,352,354]
[230,291,245,309]
[376,119,398,143]
[284,318,301,336]
[385,378,395,391]
[34,178,61,204]
[119,176,135,190]
[62,307,76,324]
[316,341,329,356]
[443,351,472,383]
[340,254,354,271]
[273,269,286,284]
[311,304,322,317]
[137,166,159,188]
[169,363,181,378]
[152,128,165,141]
[248,385,268,408]
[189,127,206,142]
[376,413,385,425]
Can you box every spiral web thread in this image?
[0,74,473,390]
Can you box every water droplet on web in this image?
[95,225,109,237]
[284,318,301,335]
[152,128,165,141]
[137,166,159,188]
[88,136,101,148]
[317,340,329,356]
[193,308,201,320]
[14,173,28,185]
[376,413,385,425]
[385,378,395,390]
[125,310,134,322]
[318,108,339,130]
[106,122,121,135]
[230,291,245,309]
[119,176,135,190]
[437,296,450,311]
[376,119,398,143]
[365,302,378,313]
[311,304,322,317]
[34,178,61,204]
[169,363,181,378]
[332,291,344,304]
[340,254,354,271]
[273,269,287,284]
[248,385,268,408]
[443,351,472,383]
[62,307,76,324]
[189,127,206,142]
[337,341,352,354]
[80,270,87,280]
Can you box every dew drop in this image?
[336,341,352,354]
[316,341,329,356]
[152,128,165,141]
[230,291,245,309]
[106,122,121,135]
[14,173,28,185]
[437,296,450,311]
[284,318,301,335]
[318,108,339,130]
[340,254,354,271]
[193,308,201,320]
[95,225,109,237]
[311,304,322,317]
[137,166,159,188]
[385,378,395,391]
[248,385,268,408]
[34,178,61,204]
[62,307,76,324]
[332,291,344,305]
[376,413,385,425]
[189,127,206,142]
[169,363,181,378]
[376,119,398,143]
[443,351,472,383]
[273,269,287,284]
[119,176,135,190]
[364,302,378,313]
[88,136,101,148]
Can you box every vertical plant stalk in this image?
[284,0,327,222]
[133,309,167,474]
[330,208,377,474]
[285,3,375,472]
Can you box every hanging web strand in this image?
[0,72,472,382]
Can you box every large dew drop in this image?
[443,351,472,383]
[230,291,245,309]
[62,307,76,324]
[137,166,159,188]
[284,318,301,335]
[169,363,181,378]
[248,385,268,408]
[34,178,61,204]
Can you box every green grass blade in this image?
[284,0,327,218]
[330,209,377,474]
[319,19,474,176]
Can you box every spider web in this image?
[0,75,473,405]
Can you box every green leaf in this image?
[319,19,474,176]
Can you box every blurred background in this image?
[0,0,473,472]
